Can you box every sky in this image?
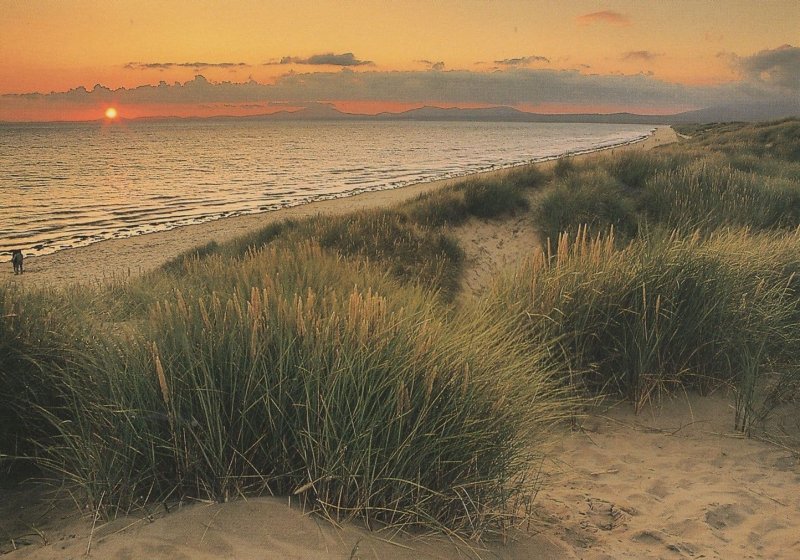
[0,0,798,121]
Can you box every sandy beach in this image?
[3,127,676,291]
[4,124,799,559]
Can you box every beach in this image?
[4,123,800,560]
[3,126,675,291]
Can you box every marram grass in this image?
[492,226,800,430]
[2,243,570,540]
[535,122,800,245]
[4,118,800,538]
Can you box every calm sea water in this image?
[0,120,654,260]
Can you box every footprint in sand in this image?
[584,498,631,532]
[646,480,670,499]
[705,503,752,530]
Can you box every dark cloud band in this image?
[268,53,372,67]
[739,44,800,89]
[6,47,797,116]
[494,55,550,66]
[125,62,250,70]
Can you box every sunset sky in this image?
[1,0,798,121]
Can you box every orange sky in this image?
[0,0,798,121]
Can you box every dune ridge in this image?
[4,124,800,559]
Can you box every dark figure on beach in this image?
[11,250,23,274]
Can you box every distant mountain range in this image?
[203,101,800,125]
[6,100,797,126]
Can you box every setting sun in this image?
[104,107,118,120]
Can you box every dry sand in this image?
[537,394,800,559]
[6,125,799,559]
[4,395,798,559]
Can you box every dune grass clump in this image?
[6,244,568,538]
[304,211,465,298]
[460,179,530,218]
[0,285,102,462]
[639,156,800,232]
[599,150,680,190]
[504,164,548,190]
[494,227,800,430]
[403,188,470,227]
[553,157,575,179]
[679,118,800,162]
[535,168,638,243]
[403,175,534,227]
[156,210,465,301]
[162,221,299,274]
[535,123,800,246]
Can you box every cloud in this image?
[622,51,662,61]
[256,69,715,109]
[417,59,446,71]
[4,58,794,120]
[576,11,631,26]
[494,55,550,66]
[4,70,712,107]
[125,62,249,71]
[270,52,372,67]
[738,44,800,90]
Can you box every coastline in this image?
[4,126,677,290]
[6,122,800,560]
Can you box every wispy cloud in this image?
[124,62,250,71]
[622,51,662,61]
[576,10,631,26]
[494,55,550,66]
[417,59,446,71]
[267,52,372,67]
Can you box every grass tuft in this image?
[493,227,800,427]
[1,243,569,539]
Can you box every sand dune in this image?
[7,125,799,558]
[5,395,798,559]
[537,394,800,559]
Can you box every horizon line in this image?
[0,104,689,125]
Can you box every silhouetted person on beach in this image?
[11,250,23,274]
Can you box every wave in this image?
[0,122,655,261]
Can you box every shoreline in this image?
[4,126,677,290]
[12,123,800,560]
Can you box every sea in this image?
[0,120,654,261]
